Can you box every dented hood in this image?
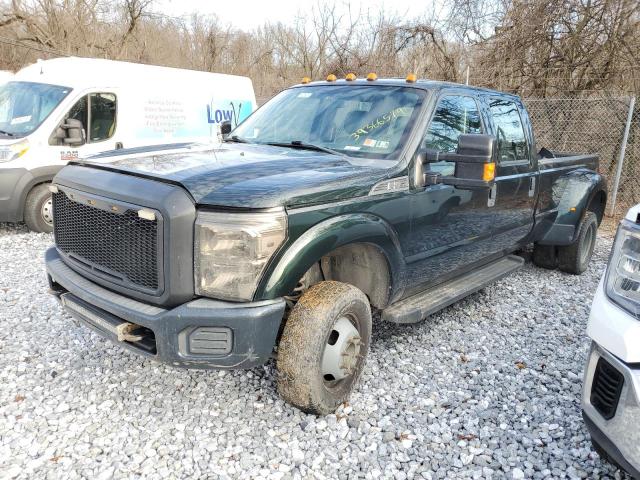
[78,143,392,209]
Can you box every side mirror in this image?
[415,134,496,189]
[220,120,232,136]
[61,118,86,147]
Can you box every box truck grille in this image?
[590,357,624,420]
[52,190,161,292]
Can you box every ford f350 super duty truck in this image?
[45,75,607,414]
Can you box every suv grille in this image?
[590,357,624,420]
[53,190,161,292]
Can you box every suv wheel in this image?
[277,281,372,415]
[558,211,598,274]
[24,184,54,233]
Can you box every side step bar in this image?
[382,255,524,324]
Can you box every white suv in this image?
[583,204,640,477]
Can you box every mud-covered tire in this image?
[24,184,54,233]
[277,281,372,415]
[558,211,598,275]
[532,243,557,270]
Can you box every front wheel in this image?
[277,281,372,415]
[24,184,54,233]
[557,211,598,274]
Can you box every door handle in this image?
[529,177,536,197]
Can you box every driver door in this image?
[405,93,499,295]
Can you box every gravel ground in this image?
[0,222,628,480]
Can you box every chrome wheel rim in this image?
[321,316,361,385]
[41,196,54,226]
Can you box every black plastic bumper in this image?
[0,167,30,222]
[583,410,640,479]
[45,247,286,369]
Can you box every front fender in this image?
[539,169,607,246]
[255,213,406,301]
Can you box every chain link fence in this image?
[524,95,638,217]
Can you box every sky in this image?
[155,0,443,30]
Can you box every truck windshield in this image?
[0,81,71,138]
[232,85,427,160]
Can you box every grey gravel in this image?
[0,222,630,479]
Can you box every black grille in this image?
[53,190,161,292]
[590,357,624,420]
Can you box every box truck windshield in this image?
[0,81,71,138]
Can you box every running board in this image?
[382,255,524,324]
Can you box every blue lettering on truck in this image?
[207,100,252,126]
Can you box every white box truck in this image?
[0,57,256,232]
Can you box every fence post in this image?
[609,96,636,216]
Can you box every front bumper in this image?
[45,247,286,369]
[0,167,30,222]
[582,341,640,477]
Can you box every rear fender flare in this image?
[539,169,607,246]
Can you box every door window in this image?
[489,99,528,163]
[423,95,483,175]
[49,93,117,145]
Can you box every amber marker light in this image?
[367,72,378,81]
[301,76,311,84]
[483,162,496,182]
[345,73,357,81]
[326,74,337,82]
[406,73,417,83]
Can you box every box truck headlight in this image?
[195,210,287,301]
[606,219,640,318]
[0,140,29,163]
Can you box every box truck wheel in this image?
[277,281,371,415]
[24,184,54,233]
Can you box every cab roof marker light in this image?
[301,76,311,84]
[137,209,156,221]
[367,73,378,81]
[406,73,417,83]
[345,73,357,81]
[326,74,337,82]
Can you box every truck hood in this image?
[79,143,394,208]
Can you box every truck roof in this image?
[293,78,522,101]
[12,57,253,91]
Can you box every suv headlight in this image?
[0,139,29,163]
[605,219,640,318]
[194,209,287,301]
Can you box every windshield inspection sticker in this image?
[344,146,361,151]
[11,115,31,125]
[363,138,377,147]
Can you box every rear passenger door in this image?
[486,97,536,249]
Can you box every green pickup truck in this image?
[45,76,607,414]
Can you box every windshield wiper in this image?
[265,140,342,156]
[223,135,250,144]
[0,130,15,137]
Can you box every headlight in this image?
[194,209,287,301]
[0,139,29,163]
[605,219,640,318]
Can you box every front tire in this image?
[24,184,54,233]
[557,211,598,274]
[277,281,372,415]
